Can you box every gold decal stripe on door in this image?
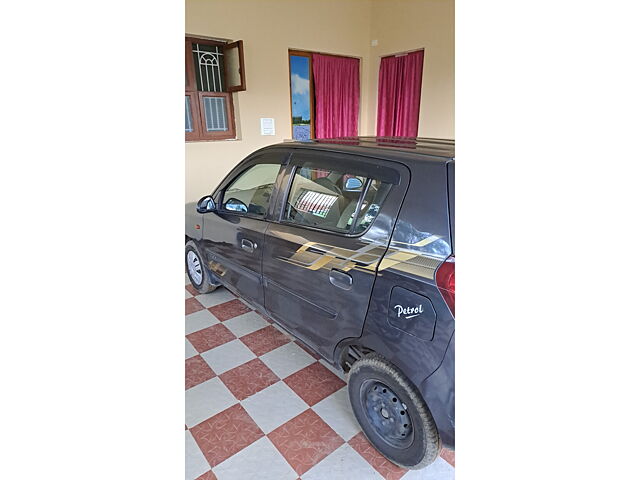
[375,249,444,279]
[391,235,442,249]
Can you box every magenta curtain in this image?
[312,53,360,139]
[376,50,424,137]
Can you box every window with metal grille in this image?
[185,37,246,141]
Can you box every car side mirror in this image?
[196,195,216,213]
[223,198,248,213]
[345,177,363,191]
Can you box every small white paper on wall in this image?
[260,118,275,135]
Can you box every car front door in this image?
[262,150,410,360]
[201,152,287,308]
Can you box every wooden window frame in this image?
[186,36,245,142]
[185,92,201,141]
[287,49,360,140]
[224,40,246,92]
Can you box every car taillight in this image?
[435,255,455,316]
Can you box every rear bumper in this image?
[420,332,455,449]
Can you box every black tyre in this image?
[185,240,217,294]
[347,354,441,469]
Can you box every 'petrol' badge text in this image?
[393,304,424,319]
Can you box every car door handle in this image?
[241,238,256,253]
[329,269,353,291]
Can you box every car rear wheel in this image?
[347,354,441,469]
[185,240,217,294]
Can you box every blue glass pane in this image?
[293,124,311,141]
[290,55,312,138]
[185,96,193,132]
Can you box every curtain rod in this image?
[381,48,424,59]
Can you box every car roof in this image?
[280,136,455,161]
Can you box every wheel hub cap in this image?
[361,381,413,448]
[187,250,203,285]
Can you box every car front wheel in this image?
[347,354,441,469]
[185,240,217,294]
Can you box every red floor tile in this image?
[284,362,346,406]
[208,299,252,321]
[190,404,264,468]
[186,323,236,353]
[185,355,216,389]
[293,340,321,360]
[240,325,290,356]
[440,448,455,467]
[268,409,344,476]
[186,297,205,315]
[195,471,217,480]
[348,432,407,480]
[219,358,279,401]
[186,284,200,297]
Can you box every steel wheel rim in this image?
[360,380,413,449]
[187,250,203,285]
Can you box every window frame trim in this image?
[185,39,197,92]
[186,36,227,92]
[223,40,247,92]
[185,92,201,141]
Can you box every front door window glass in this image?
[223,164,280,217]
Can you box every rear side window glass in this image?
[284,165,390,234]
[223,163,280,217]
[352,179,392,234]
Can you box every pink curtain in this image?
[312,54,360,139]
[376,50,424,137]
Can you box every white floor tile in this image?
[185,273,191,286]
[241,382,308,434]
[185,288,193,299]
[312,387,361,441]
[260,342,316,379]
[302,443,383,480]
[400,457,455,480]
[213,437,297,480]
[185,377,237,428]
[200,339,256,374]
[195,288,236,308]
[185,339,198,359]
[224,311,269,338]
[185,430,211,480]
[185,309,220,335]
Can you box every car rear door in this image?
[262,149,410,359]
[201,151,288,308]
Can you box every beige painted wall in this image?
[368,0,455,140]
[185,0,454,201]
[185,0,373,201]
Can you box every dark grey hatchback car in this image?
[185,137,455,469]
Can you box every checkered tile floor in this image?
[185,275,455,480]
